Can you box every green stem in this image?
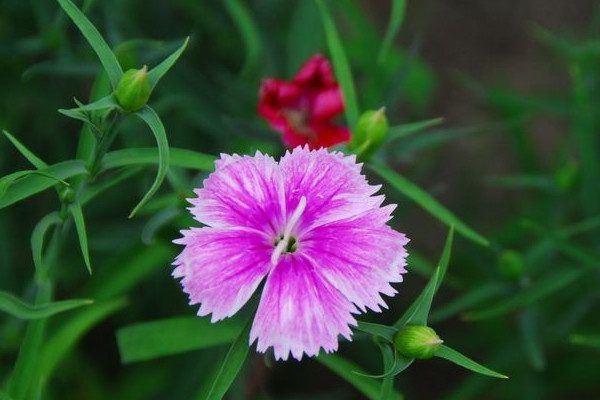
[86,114,122,178]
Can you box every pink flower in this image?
[258,54,351,149]
[173,147,409,361]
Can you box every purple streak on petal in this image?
[250,254,357,361]
[188,152,285,235]
[302,215,409,313]
[279,147,384,233]
[173,227,272,322]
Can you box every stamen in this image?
[271,196,306,265]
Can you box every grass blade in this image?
[518,309,546,370]
[464,269,585,320]
[203,318,252,400]
[69,201,92,274]
[287,0,324,75]
[378,0,407,63]
[435,345,508,379]
[0,291,92,320]
[316,0,360,128]
[394,227,454,328]
[223,0,261,76]
[318,354,402,400]
[355,321,398,342]
[387,117,444,141]
[31,212,62,276]
[2,130,48,168]
[38,298,128,380]
[56,0,123,88]
[129,106,170,218]
[147,37,190,90]
[102,147,215,171]
[370,164,489,246]
[570,334,600,349]
[429,282,507,323]
[117,316,245,363]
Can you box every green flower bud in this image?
[394,325,443,360]
[351,107,389,160]
[114,65,152,112]
[497,250,526,281]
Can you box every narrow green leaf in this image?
[102,147,215,171]
[0,291,92,320]
[2,130,48,168]
[81,242,173,300]
[356,322,398,342]
[147,37,190,90]
[370,164,489,246]
[316,0,360,128]
[387,353,414,377]
[117,316,245,363]
[394,227,454,328]
[6,281,52,398]
[464,269,584,320]
[484,174,555,191]
[429,282,507,323]
[38,298,128,380]
[287,0,324,75]
[0,170,69,199]
[0,160,87,210]
[518,309,546,370]
[55,0,123,88]
[387,118,444,141]
[129,106,170,218]
[318,354,402,400]
[68,201,92,274]
[570,334,600,349]
[378,0,407,63]
[571,63,600,216]
[31,212,62,276]
[435,345,508,379]
[59,94,118,115]
[223,0,261,76]
[203,318,252,400]
[379,343,396,400]
[141,207,181,244]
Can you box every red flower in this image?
[258,54,351,149]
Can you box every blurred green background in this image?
[1,0,599,399]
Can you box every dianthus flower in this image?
[258,54,351,149]
[173,147,409,360]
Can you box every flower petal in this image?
[302,216,409,313]
[280,123,350,150]
[173,227,272,322]
[293,54,337,88]
[258,79,301,130]
[310,86,345,121]
[189,152,285,233]
[250,254,357,361]
[279,147,378,231]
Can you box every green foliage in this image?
[117,316,246,363]
[0,0,599,399]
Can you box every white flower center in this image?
[271,196,306,265]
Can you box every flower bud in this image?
[497,250,526,281]
[351,107,389,159]
[394,325,443,359]
[114,65,152,112]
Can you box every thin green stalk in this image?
[86,114,122,177]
